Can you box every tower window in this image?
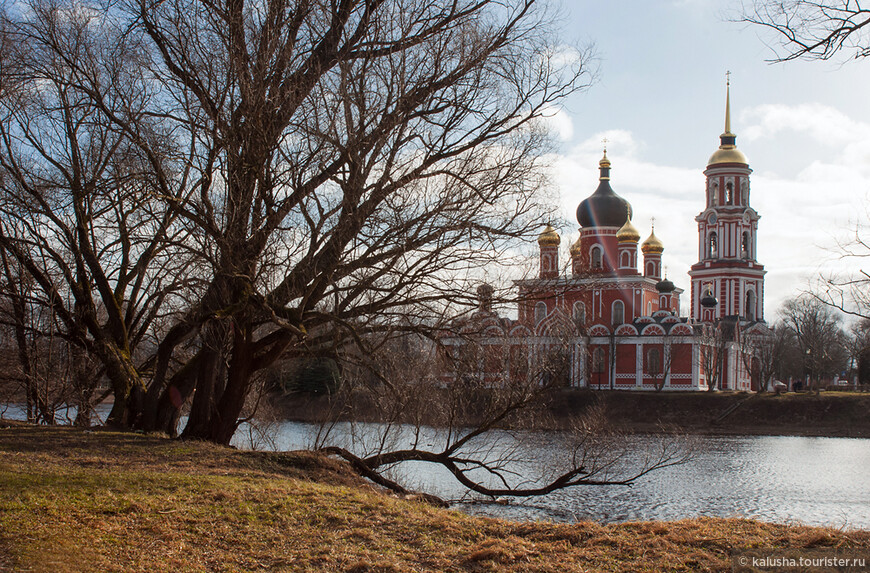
[741,231,750,258]
[745,290,757,321]
[711,182,719,206]
[620,251,630,268]
[709,232,718,258]
[591,246,602,269]
[612,300,624,326]
[725,182,733,205]
[535,301,547,324]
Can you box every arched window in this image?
[647,348,662,376]
[745,290,757,321]
[572,301,585,327]
[646,261,655,276]
[660,295,668,308]
[620,251,630,268]
[709,232,718,258]
[741,231,750,258]
[592,347,605,373]
[534,301,547,324]
[725,182,733,205]
[612,300,624,326]
[647,301,652,316]
[711,182,719,206]
[591,246,602,269]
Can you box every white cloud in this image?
[742,104,870,179]
[540,105,575,142]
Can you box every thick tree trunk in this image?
[203,324,255,445]
[99,341,146,428]
[181,348,220,438]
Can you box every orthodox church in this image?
[442,82,770,391]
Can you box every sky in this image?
[540,0,870,320]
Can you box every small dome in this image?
[616,214,640,243]
[576,152,633,228]
[537,224,560,246]
[700,285,718,308]
[641,229,664,254]
[656,278,675,293]
[569,236,582,256]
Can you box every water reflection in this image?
[248,420,870,529]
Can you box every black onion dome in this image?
[700,286,719,308]
[577,152,633,228]
[656,278,675,293]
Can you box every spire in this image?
[724,70,732,136]
[719,71,736,147]
[708,72,747,166]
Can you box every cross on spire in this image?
[602,137,608,153]
[651,216,656,232]
[726,70,731,86]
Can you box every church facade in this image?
[442,83,770,391]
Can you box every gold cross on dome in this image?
[726,70,731,86]
[651,216,655,231]
[601,137,608,152]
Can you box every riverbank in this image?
[2,424,868,572]
[279,389,870,438]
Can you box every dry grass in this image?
[1,423,868,572]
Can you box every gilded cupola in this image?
[537,224,561,247]
[616,213,641,243]
[641,227,664,254]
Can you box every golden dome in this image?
[569,235,582,255]
[537,224,560,246]
[641,228,664,254]
[616,214,640,243]
[708,146,748,166]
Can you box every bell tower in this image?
[689,75,766,323]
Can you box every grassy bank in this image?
[1,424,869,572]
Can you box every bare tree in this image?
[0,0,592,447]
[742,1,870,61]
[0,1,199,426]
[698,322,727,392]
[780,295,849,392]
[812,216,870,321]
[644,333,689,392]
[121,0,590,443]
[740,324,789,393]
[316,329,691,501]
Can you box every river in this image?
[239,419,870,529]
